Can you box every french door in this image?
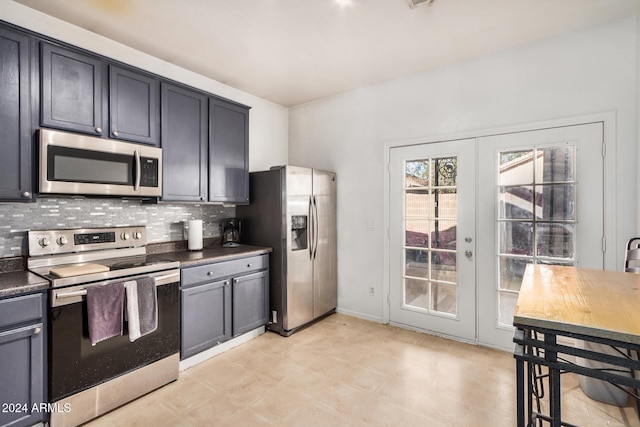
[389,139,476,341]
[477,123,604,349]
[388,123,604,347]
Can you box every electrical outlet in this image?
[369,286,375,295]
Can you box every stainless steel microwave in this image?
[39,129,162,197]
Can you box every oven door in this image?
[39,128,162,197]
[49,270,179,401]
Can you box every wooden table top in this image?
[514,265,640,345]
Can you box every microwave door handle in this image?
[134,150,141,191]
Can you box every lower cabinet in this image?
[232,271,269,337]
[181,254,268,359]
[0,292,46,427]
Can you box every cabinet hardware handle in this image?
[247,264,252,268]
[96,127,102,133]
[22,191,31,198]
[33,327,42,335]
[207,272,214,276]
[113,130,119,137]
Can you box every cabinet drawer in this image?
[0,293,43,330]
[182,254,268,287]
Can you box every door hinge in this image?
[602,236,606,253]
[602,141,606,157]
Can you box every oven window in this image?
[48,146,133,185]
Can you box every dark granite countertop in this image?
[0,270,50,298]
[0,241,272,298]
[152,244,272,268]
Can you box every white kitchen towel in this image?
[125,277,158,342]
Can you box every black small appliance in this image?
[221,218,241,247]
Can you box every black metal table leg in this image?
[545,333,561,427]
[516,345,525,427]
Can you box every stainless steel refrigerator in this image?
[237,166,337,336]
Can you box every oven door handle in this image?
[55,272,180,300]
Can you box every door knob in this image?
[465,250,473,259]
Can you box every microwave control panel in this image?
[140,157,159,187]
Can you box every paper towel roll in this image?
[187,220,203,251]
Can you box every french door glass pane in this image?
[403,156,459,317]
[432,282,457,315]
[499,257,532,292]
[433,157,457,186]
[405,219,430,248]
[498,292,519,326]
[405,278,428,309]
[432,251,457,282]
[405,190,430,217]
[497,145,576,327]
[405,249,428,278]
[535,146,575,183]
[499,222,533,256]
[406,160,431,187]
[432,219,457,250]
[537,184,575,220]
[499,186,534,219]
[536,223,575,259]
[432,189,457,218]
[499,150,533,185]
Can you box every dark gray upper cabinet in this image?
[161,83,208,202]
[109,65,159,145]
[0,27,33,202]
[41,44,160,146]
[41,43,105,136]
[209,99,249,204]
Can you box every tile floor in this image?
[86,314,640,426]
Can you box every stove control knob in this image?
[39,237,51,247]
[57,236,68,246]
[133,231,142,240]
[121,232,130,241]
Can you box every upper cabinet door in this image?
[41,43,104,136]
[209,99,249,204]
[161,83,208,202]
[109,65,159,146]
[0,27,33,202]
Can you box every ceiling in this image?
[14,0,640,107]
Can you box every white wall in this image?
[2,2,289,172]
[289,17,638,322]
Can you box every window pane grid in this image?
[496,145,576,327]
[403,156,458,317]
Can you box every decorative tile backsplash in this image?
[0,198,235,258]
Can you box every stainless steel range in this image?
[27,226,180,427]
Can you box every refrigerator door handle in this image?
[312,195,319,260]
[309,196,315,260]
